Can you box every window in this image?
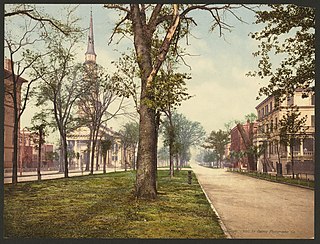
[269,141,273,155]
[287,95,294,106]
[262,108,264,116]
[258,110,261,119]
[265,105,269,114]
[270,120,273,132]
[303,138,314,151]
[311,94,315,105]
[270,102,273,112]
[311,115,315,127]
[275,117,278,129]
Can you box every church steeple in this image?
[85,10,97,64]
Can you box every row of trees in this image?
[160,112,206,176]
[4,4,81,185]
[3,4,314,199]
[4,5,129,184]
[202,107,309,180]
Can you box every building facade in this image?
[229,121,258,169]
[66,11,130,171]
[255,90,315,174]
[19,128,55,172]
[4,59,27,171]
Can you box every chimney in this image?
[4,58,13,71]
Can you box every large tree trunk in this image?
[124,147,127,172]
[131,4,180,199]
[12,77,19,185]
[62,132,69,178]
[12,116,18,185]
[103,154,107,174]
[95,140,100,171]
[37,128,43,181]
[85,128,93,171]
[90,139,96,175]
[290,143,294,179]
[136,102,157,199]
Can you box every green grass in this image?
[229,169,314,189]
[4,170,225,239]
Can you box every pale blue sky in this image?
[14,4,271,143]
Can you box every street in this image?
[190,162,314,239]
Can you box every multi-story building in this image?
[4,58,27,171]
[255,90,315,174]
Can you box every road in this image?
[190,162,314,239]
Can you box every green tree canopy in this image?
[249,4,315,102]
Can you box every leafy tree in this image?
[28,113,49,181]
[157,147,169,167]
[245,113,257,123]
[229,150,246,168]
[203,130,230,168]
[30,15,84,178]
[4,4,76,185]
[202,150,217,167]
[100,138,113,174]
[279,105,308,178]
[249,4,315,102]
[161,112,205,174]
[78,64,126,174]
[105,3,253,199]
[119,122,139,171]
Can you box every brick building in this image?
[4,58,27,171]
[229,121,258,169]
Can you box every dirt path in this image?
[190,162,314,239]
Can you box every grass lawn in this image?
[4,170,225,238]
[229,169,314,189]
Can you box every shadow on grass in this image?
[4,170,225,239]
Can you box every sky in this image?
[8,4,271,144]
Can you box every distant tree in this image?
[4,4,77,185]
[161,112,205,174]
[154,63,192,177]
[30,19,84,178]
[100,138,113,174]
[79,64,125,175]
[158,147,169,167]
[249,4,315,102]
[202,150,217,167]
[279,106,308,178]
[245,113,257,123]
[119,122,139,171]
[28,112,49,181]
[203,130,230,168]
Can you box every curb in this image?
[193,173,232,239]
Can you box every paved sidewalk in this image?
[190,162,314,239]
[4,167,125,184]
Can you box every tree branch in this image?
[108,13,130,45]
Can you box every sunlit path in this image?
[190,161,314,239]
